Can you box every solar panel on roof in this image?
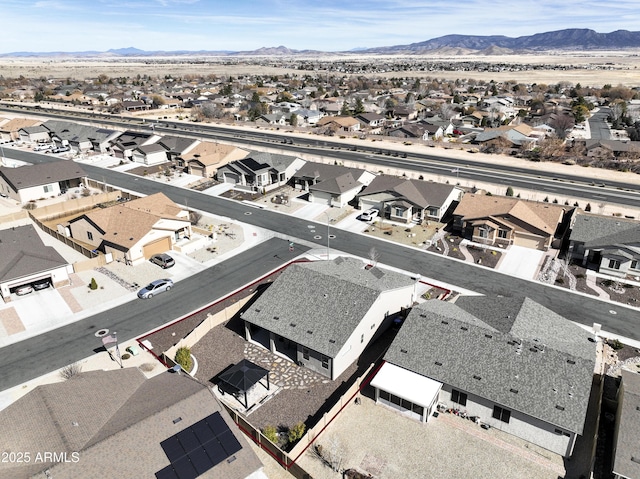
[156,412,242,478]
[172,455,198,479]
[155,465,180,479]
[161,436,186,462]
[188,448,214,475]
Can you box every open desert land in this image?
[1,50,640,86]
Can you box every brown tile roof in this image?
[182,141,249,167]
[0,118,41,134]
[73,193,186,249]
[455,194,566,235]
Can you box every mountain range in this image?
[2,29,640,58]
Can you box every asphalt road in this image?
[0,237,304,392]
[13,149,640,338]
[588,108,611,141]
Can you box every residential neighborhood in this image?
[0,61,639,479]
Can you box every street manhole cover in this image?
[95,328,110,338]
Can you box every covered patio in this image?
[217,359,271,410]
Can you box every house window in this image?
[608,259,621,270]
[498,229,508,239]
[451,389,468,407]
[632,260,638,270]
[492,406,511,423]
[394,207,403,217]
[302,348,309,360]
[478,227,489,239]
[321,355,329,369]
[43,184,53,193]
[428,207,439,217]
[361,334,364,343]
[87,231,93,241]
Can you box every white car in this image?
[33,144,53,152]
[360,208,380,222]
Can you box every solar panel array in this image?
[156,412,242,479]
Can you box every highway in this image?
[2,104,640,209]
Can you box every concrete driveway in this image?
[290,202,330,220]
[496,245,546,280]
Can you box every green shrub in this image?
[175,347,193,372]
[609,339,624,351]
[262,425,279,444]
[89,278,98,290]
[121,353,131,360]
[288,422,306,443]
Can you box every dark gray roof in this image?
[0,224,68,282]
[241,257,415,357]
[310,172,361,195]
[135,143,167,155]
[0,368,262,479]
[612,369,640,479]
[292,161,368,184]
[43,119,117,144]
[384,297,596,434]
[19,125,49,134]
[570,212,640,248]
[358,174,457,209]
[158,135,197,153]
[0,160,86,191]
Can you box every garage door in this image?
[514,234,545,250]
[142,237,172,259]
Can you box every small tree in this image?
[262,425,279,444]
[175,346,193,372]
[89,278,98,290]
[585,203,592,212]
[505,186,514,197]
[288,422,306,444]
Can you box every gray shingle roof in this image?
[570,212,640,247]
[0,368,262,479]
[241,258,415,357]
[358,175,457,209]
[0,224,68,282]
[612,369,640,479]
[384,297,596,434]
[0,160,86,191]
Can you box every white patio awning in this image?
[370,362,442,408]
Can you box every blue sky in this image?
[2,0,639,53]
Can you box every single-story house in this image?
[0,368,264,479]
[358,175,463,223]
[374,296,597,457]
[387,124,430,141]
[156,135,199,162]
[567,212,640,278]
[109,131,161,159]
[317,116,361,133]
[43,120,120,153]
[131,143,169,166]
[18,125,51,144]
[241,257,417,380]
[0,118,41,142]
[0,160,86,203]
[216,151,305,192]
[452,194,568,251]
[67,192,191,265]
[0,224,70,302]
[611,369,640,479]
[290,162,376,207]
[176,142,249,178]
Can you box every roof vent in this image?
[567,359,576,365]
[273,316,279,320]
[306,330,313,334]
[529,347,538,353]
[72,421,79,427]
[507,340,516,346]
[255,308,261,312]
[460,326,468,331]
[473,375,481,380]
[485,334,492,338]
[172,417,182,424]
[441,320,449,325]
[420,314,427,318]
[435,361,442,366]
[555,405,565,411]
[400,348,408,354]
[329,339,336,343]
[290,323,296,327]
[510,388,518,394]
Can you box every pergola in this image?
[218,359,270,408]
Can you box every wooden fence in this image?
[30,190,122,222]
[30,213,98,259]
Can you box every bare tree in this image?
[368,247,380,268]
[60,362,82,380]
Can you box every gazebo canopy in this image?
[219,359,269,393]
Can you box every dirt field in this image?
[2,50,640,86]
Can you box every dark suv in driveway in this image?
[150,253,175,269]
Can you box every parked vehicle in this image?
[150,253,175,269]
[50,146,70,154]
[33,144,53,152]
[359,208,380,222]
[15,285,34,296]
[32,279,51,290]
[137,279,173,299]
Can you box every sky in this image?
[2,0,639,54]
